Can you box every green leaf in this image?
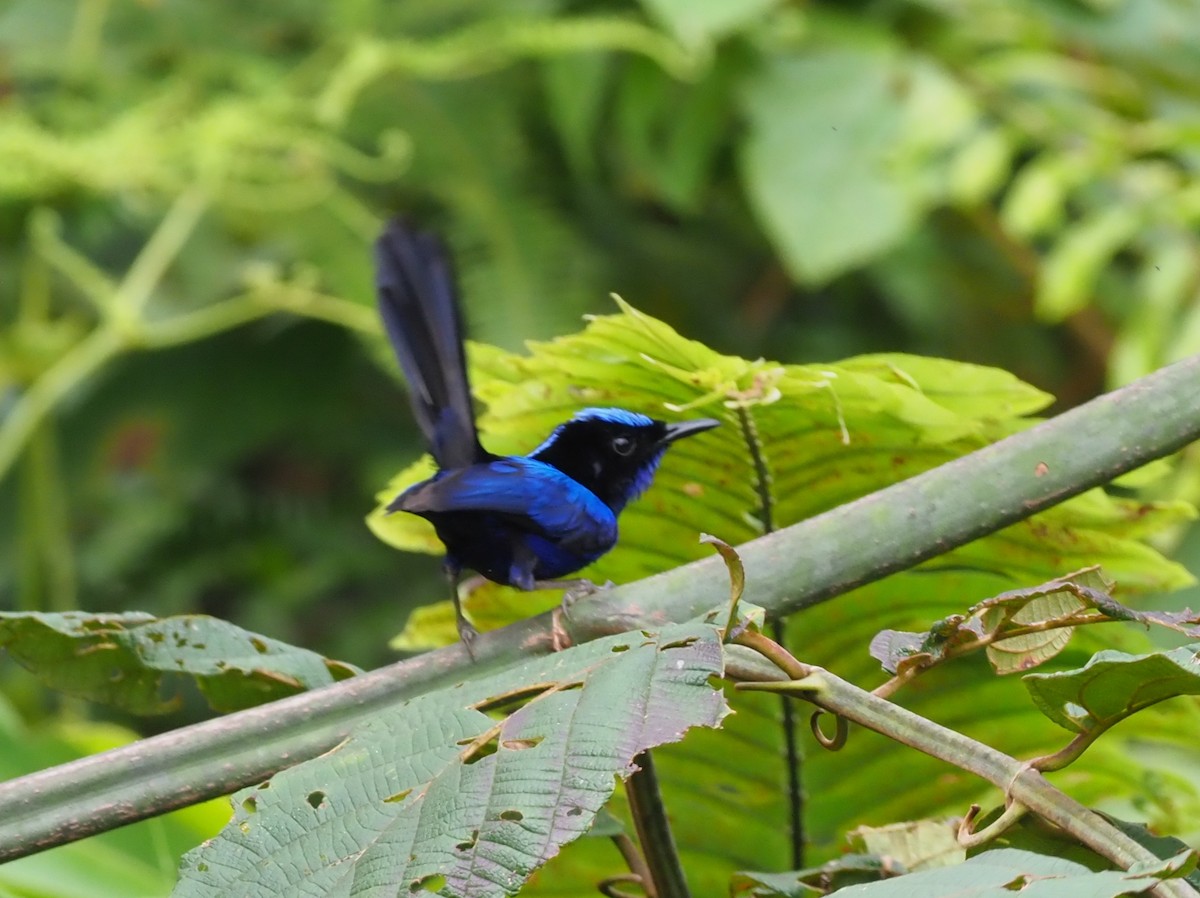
[0,612,361,714]
[612,54,737,211]
[732,855,890,897]
[637,0,783,47]
[540,53,611,179]
[1037,205,1144,322]
[173,621,727,898]
[816,847,1194,896]
[947,125,1014,206]
[738,22,978,284]
[0,696,228,898]
[739,45,910,285]
[1096,814,1200,892]
[849,819,964,872]
[1000,153,1074,240]
[871,567,1180,678]
[1024,644,1200,735]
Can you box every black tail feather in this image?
[374,220,486,469]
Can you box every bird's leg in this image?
[534,578,616,612]
[445,563,479,656]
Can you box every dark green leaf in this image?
[0,612,360,714]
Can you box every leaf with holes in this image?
[0,612,360,714]
[1024,644,1200,735]
[869,567,1164,678]
[172,620,727,898]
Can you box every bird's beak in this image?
[659,418,720,447]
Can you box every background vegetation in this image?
[2,0,1200,894]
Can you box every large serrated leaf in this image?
[368,299,1196,876]
[1024,645,1200,735]
[0,612,360,714]
[172,621,728,898]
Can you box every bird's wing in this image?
[392,458,618,556]
[374,220,487,469]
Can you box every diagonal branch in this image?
[0,354,1197,862]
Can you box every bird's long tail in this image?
[374,220,485,469]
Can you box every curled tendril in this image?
[810,710,848,750]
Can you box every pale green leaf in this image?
[849,819,964,872]
[738,21,978,284]
[984,587,1085,675]
[637,0,782,47]
[1000,154,1072,239]
[739,45,916,285]
[948,126,1014,206]
[1025,644,1200,735]
[1037,206,1143,322]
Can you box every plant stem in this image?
[138,295,276,348]
[610,833,656,898]
[17,425,76,612]
[734,402,804,867]
[769,617,804,868]
[625,751,690,898]
[0,326,124,486]
[115,189,208,320]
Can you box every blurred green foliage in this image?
[2,0,1200,824]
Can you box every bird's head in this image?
[530,408,719,512]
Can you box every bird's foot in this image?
[550,610,573,653]
[539,579,614,653]
[456,616,480,660]
[532,578,615,613]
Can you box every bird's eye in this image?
[611,435,635,456]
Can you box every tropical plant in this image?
[3,0,1200,895]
